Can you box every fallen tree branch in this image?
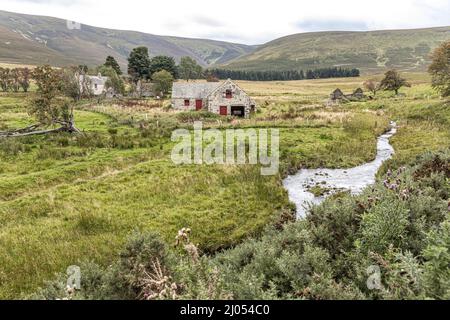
[0,127,66,138]
[0,124,42,135]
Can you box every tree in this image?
[206,67,359,81]
[428,40,450,98]
[104,56,122,75]
[179,57,203,81]
[0,67,11,92]
[128,47,151,83]
[379,70,410,95]
[149,55,177,79]
[0,68,31,92]
[10,68,21,92]
[60,66,92,102]
[27,65,79,133]
[206,72,220,82]
[19,68,31,92]
[30,66,64,124]
[363,79,380,96]
[98,65,125,95]
[78,65,89,73]
[152,70,173,96]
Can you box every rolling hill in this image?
[1,9,449,75]
[223,28,450,73]
[0,10,256,70]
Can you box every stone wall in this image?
[207,81,253,118]
[172,98,208,111]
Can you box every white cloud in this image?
[1,0,449,44]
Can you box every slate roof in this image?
[172,82,222,99]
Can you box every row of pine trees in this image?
[207,67,360,81]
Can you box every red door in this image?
[195,100,203,111]
[219,106,228,116]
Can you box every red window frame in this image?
[184,99,190,107]
[225,90,232,99]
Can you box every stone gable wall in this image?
[171,81,255,117]
[207,82,252,118]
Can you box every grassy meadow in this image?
[0,73,449,298]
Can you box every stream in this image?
[283,122,397,218]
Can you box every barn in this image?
[171,79,256,118]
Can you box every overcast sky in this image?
[1,0,450,44]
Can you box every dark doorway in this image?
[231,106,245,117]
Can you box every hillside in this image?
[0,10,255,69]
[224,28,450,73]
[1,10,450,75]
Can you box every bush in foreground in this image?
[32,150,450,300]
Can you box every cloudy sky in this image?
[1,0,450,44]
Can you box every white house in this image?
[79,73,108,96]
[87,74,108,95]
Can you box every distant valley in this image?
[0,10,449,74]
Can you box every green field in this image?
[0,73,449,299]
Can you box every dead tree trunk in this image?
[0,105,83,138]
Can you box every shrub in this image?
[75,132,108,149]
[32,231,173,300]
[32,150,450,300]
[176,111,221,123]
[35,146,87,160]
[0,138,32,156]
[422,220,450,299]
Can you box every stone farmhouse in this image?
[171,79,256,118]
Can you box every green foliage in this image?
[30,65,75,126]
[149,55,177,79]
[0,67,29,92]
[360,197,409,253]
[104,56,122,75]
[422,219,450,299]
[209,68,359,81]
[151,70,174,95]
[179,56,203,81]
[127,47,151,82]
[379,70,411,95]
[32,232,172,300]
[61,66,92,101]
[176,111,221,123]
[0,137,32,156]
[98,65,125,95]
[0,67,10,91]
[429,41,450,97]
